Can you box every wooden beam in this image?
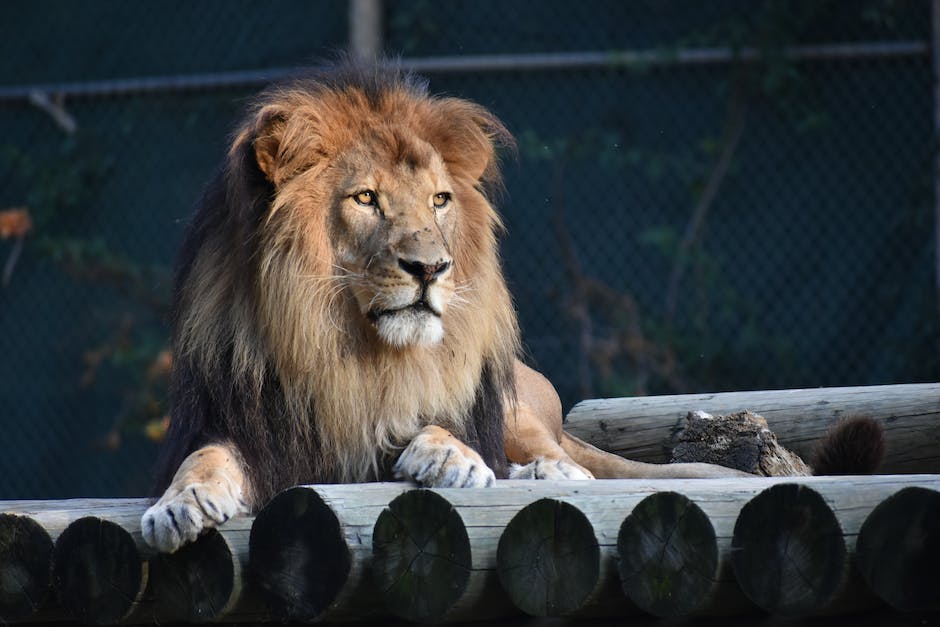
[565,383,940,473]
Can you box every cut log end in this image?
[248,486,351,620]
[857,486,940,612]
[670,410,811,476]
[0,513,53,622]
[148,528,237,623]
[372,489,471,622]
[497,498,599,617]
[731,483,846,615]
[617,492,718,617]
[52,517,144,625]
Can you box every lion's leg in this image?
[504,361,594,480]
[394,425,496,488]
[141,443,251,553]
[507,360,752,480]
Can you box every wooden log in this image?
[0,500,150,623]
[145,522,252,623]
[565,383,940,473]
[617,491,751,617]
[0,498,252,624]
[248,483,411,621]
[0,513,54,622]
[53,516,145,625]
[496,498,601,617]
[371,490,471,622]
[731,483,848,615]
[856,486,940,612]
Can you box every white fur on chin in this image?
[375,311,444,347]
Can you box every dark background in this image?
[1,0,937,498]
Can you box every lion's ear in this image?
[427,99,516,187]
[230,104,288,185]
[250,105,289,184]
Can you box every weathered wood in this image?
[1,476,939,623]
[0,498,252,624]
[565,383,940,473]
[670,410,811,475]
[617,492,750,617]
[52,516,145,625]
[145,524,251,623]
[248,484,411,622]
[0,514,54,622]
[497,498,600,617]
[856,486,940,612]
[371,490,471,622]
[731,484,848,615]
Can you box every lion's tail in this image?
[811,415,886,475]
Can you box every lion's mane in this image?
[154,63,520,504]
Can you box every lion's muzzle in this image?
[364,253,453,348]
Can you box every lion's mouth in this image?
[368,300,441,322]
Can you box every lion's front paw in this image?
[394,426,496,488]
[509,457,595,480]
[141,482,248,553]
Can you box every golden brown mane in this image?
[156,63,519,504]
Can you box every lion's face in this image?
[235,75,516,363]
[331,143,458,347]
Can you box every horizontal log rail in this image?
[565,383,940,473]
[0,476,938,624]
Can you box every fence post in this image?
[349,0,383,61]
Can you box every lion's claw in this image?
[509,457,594,480]
[394,428,495,488]
[142,482,247,553]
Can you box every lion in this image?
[141,62,876,554]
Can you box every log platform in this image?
[0,475,938,624]
[1,383,937,623]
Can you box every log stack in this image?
[0,384,937,623]
[1,476,937,623]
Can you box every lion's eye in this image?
[353,190,377,206]
[433,192,451,209]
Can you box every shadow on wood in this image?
[372,489,471,622]
[497,498,599,617]
[617,491,719,616]
[0,513,53,622]
[52,517,145,625]
[856,486,940,612]
[731,483,846,615]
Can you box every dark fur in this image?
[812,415,886,475]
[153,63,513,503]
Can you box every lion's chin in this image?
[372,308,444,348]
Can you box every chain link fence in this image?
[1,0,937,498]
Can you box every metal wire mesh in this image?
[1,0,936,498]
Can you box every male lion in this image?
[142,62,826,553]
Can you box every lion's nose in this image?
[398,258,451,284]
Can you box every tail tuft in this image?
[812,415,885,475]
